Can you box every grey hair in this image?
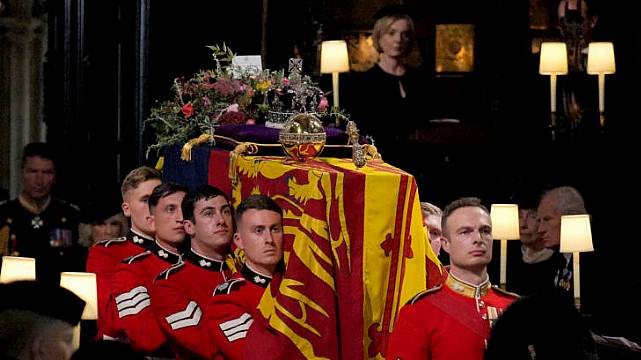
[541,186,586,215]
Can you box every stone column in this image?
[0,0,47,198]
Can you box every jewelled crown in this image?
[265,58,326,129]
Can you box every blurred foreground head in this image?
[0,280,85,360]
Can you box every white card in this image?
[231,55,262,76]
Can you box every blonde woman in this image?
[79,191,129,247]
[350,5,426,165]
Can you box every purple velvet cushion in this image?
[216,124,364,145]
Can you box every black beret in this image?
[82,186,123,224]
[0,280,85,326]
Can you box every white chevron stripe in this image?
[116,291,150,312]
[220,312,252,331]
[169,306,202,330]
[223,319,253,342]
[115,286,148,304]
[227,327,251,341]
[166,300,199,323]
[219,313,253,342]
[118,298,151,318]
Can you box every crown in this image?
[264,59,325,129]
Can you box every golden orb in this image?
[278,113,326,161]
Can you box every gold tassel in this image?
[155,156,165,171]
[228,151,237,182]
[228,142,260,181]
[180,134,214,161]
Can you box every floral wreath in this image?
[145,44,348,156]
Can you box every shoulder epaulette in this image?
[121,250,151,264]
[213,278,245,296]
[95,236,127,247]
[492,285,520,298]
[155,261,185,281]
[408,284,442,305]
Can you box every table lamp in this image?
[539,42,568,140]
[490,204,520,289]
[0,256,36,283]
[560,214,594,311]
[320,40,350,126]
[587,42,615,128]
[60,272,97,350]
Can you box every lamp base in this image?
[549,111,557,141]
[599,112,605,129]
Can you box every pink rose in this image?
[318,96,329,111]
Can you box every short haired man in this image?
[86,166,161,338]
[0,142,81,283]
[108,182,187,355]
[421,201,443,256]
[536,186,587,293]
[0,280,85,360]
[421,201,445,288]
[387,197,518,360]
[205,194,284,359]
[151,185,234,359]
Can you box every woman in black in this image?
[349,6,426,167]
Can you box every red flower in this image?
[181,103,193,118]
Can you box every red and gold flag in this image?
[209,152,441,359]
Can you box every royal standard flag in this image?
[210,153,441,359]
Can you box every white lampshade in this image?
[560,215,594,253]
[60,272,98,320]
[320,40,350,74]
[539,42,568,75]
[490,204,520,240]
[587,42,615,74]
[0,256,36,283]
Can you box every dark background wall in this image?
[42,0,640,343]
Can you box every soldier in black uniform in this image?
[0,143,82,284]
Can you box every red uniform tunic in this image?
[150,249,232,359]
[86,229,153,338]
[106,241,180,356]
[205,265,271,360]
[386,272,518,360]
